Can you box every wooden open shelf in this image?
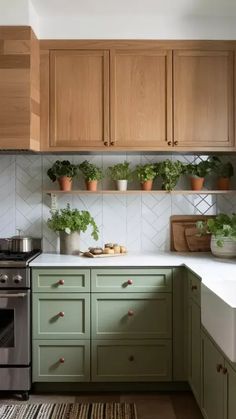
[44,189,236,195]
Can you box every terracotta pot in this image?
[58,176,72,191]
[217,177,230,190]
[86,180,98,192]
[190,177,204,191]
[141,180,153,191]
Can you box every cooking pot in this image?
[8,231,42,253]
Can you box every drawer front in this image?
[33,294,90,339]
[92,293,172,339]
[91,268,172,293]
[33,340,90,382]
[92,339,172,382]
[32,269,90,293]
[188,270,201,306]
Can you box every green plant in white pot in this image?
[107,161,133,191]
[47,204,99,255]
[197,214,236,258]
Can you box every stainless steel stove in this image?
[0,249,41,400]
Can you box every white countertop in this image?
[30,251,236,308]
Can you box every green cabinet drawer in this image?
[32,269,90,293]
[91,268,172,293]
[188,270,201,306]
[33,293,90,339]
[92,293,172,339]
[33,340,90,382]
[92,339,172,382]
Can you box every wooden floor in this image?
[0,391,203,419]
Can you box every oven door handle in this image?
[0,293,27,298]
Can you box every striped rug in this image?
[0,402,137,419]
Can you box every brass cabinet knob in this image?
[59,357,65,363]
[222,367,228,375]
[128,310,134,316]
[104,141,109,146]
[58,311,65,317]
[191,285,198,291]
[128,355,134,362]
[110,141,115,146]
[216,364,223,372]
[174,141,179,146]
[58,279,65,285]
[167,141,172,146]
[127,279,133,285]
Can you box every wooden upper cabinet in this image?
[0,26,40,150]
[173,50,234,149]
[47,50,109,150]
[110,49,172,149]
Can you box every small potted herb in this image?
[197,214,236,258]
[79,160,103,192]
[209,156,234,190]
[185,160,213,191]
[107,161,133,191]
[135,164,156,191]
[47,160,79,191]
[157,159,184,191]
[47,204,99,255]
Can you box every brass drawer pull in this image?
[216,364,223,372]
[128,310,134,316]
[104,141,109,146]
[174,140,179,146]
[167,141,172,146]
[191,285,198,291]
[59,357,65,363]
[222,367,228,375]
[127,279,133,285]
[58,279,65,285]
[58,311,65,317]
[110,141,115,146]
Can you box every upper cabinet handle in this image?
[110,141,115,146]
[174,141,179,146]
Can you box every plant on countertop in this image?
[79,160,103,191]
[135,163,156,191]
[107,161,133,191]
[47,160,79,191]
[47,203,99,240]
[197,214,236,247]
[156,159,184,191]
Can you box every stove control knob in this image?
[13,274,23,284]
[0,274,8,283]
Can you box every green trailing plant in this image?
[47,160,79,182]
[184,159,213,178]
[209,156,234,178]
[79,160,103,181]
[107,161,133,181]
[47,204,99,240]
[197,213,236,247]
[157,159,184,191]
[135,164,156,182]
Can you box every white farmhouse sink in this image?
[202,281,236,362]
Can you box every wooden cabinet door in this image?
[173,50,234,149]
[188,299,201,405]
[48,50,109,149]
[201,332,224,419]
[110,49,172,149]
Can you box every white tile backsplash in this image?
[0,153,234,252]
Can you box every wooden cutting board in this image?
[170,215,213,252]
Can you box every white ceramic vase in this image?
[210,236,236,259]
[116,180,128,191]
[59,231,80,255]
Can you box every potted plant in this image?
[185,160,213,191]
[135,164,156,191]
[47,204,99,255]
[197,214,236,258]
[47,160,79,191]
[79,160,103,192]
[157,159,184,191]
[209,156,234,190]
[107,161,133,191]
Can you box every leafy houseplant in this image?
[135,164,156,191]
[197,214,236,258]
[185,160,213,191]
[107,161,133,191]
[209,156,234,190]
[157,160,184,191]
[47,160,79,191]
[47,204,99,254]
[79,160,103,192]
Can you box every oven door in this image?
[0,290,30,365]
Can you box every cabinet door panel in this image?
[49,50,109,148]
[111,49,172,148]
[188,299,201,405]
[226,362,236,419]
[173,50,234,148]
[32,268,90,293]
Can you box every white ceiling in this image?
[31,0,236,18]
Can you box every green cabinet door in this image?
[188,299,201,405]
[32,269,90,292]
[225,361,236,419]
[202,331,224,419]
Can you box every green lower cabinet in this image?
[201,331,225,419]
[33,340,90,382]
[225,361,236,419]
[92,339,172,382]
[188,298,201,405]
[33,293,90,339]
[92,293,172,339]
